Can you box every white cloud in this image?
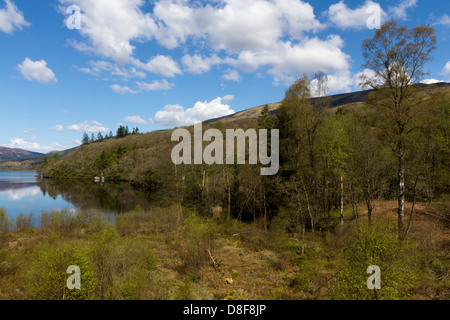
[79,60,146,79]
[153,0,323,52]
[388,0,417,20]
[110,84,137,95]
[0,0,30,34]
[222,95,235,104]
[327,1,386,30]
[124,115,147,125]
[131,55,181,78]
[58,0,157,64]
[58,0,347,86]
[434,14,450,27]
[136,79,174,91]
[353,68,381,89]
[231,35,351,86]
[17,58,58,84]
[67,120,110,133]
[442,62,450,76]
[50,125,64,132]
[182,54,223,74]
[3,138,62,153]
[420,79,447,85]
[223,69,241,82]
[22,128,36,134]
[154,96,235,127]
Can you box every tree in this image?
[277,74,330,231]
[361,20,436,239]
[116,125,126,139]
[97,132,104,142]
[90,133,96,144]
[317,117,350,227]
[82,132,90,145]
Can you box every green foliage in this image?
[332,222,417,300]
[0,208,11,232]
[182,173,208,215]
[317,117,350,177]
[27,241,96,300]
[15,213,33,232]
[178,213,219,272]
[89,224,118,299]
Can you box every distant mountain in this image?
[0,147,43,162]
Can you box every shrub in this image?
[0,208,11,232]
[15,213,33,232]
[331,222,417,300]
[177,214,219,273]
[89,224,119,299]
[27,241,96,300]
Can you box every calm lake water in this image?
[0,171,156,225]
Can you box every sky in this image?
[0,0,449,153]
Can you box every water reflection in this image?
[0,171,160,221]
[36,179,154,214]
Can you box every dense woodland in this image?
[0,21,448,300]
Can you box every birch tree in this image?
[360,20,436,239]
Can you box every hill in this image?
[206,82,449,124]
[0,147,42,162]
[0,148,75,171]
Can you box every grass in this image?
[0,200,448,300]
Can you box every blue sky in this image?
[0,0,449,153]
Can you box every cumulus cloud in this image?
[58,0,157,64]
[131,55,181,78]
[223,69,241,82]
[58,0,354,87]
[110,84,137,95]
[154,97,235,127]
[153,0,323,52]
[327,0,386,30]
[0,0,30,33]
[17,58,57,84]
[67,120,110,133]
[182,54,222,75]
[124,115,148,125]
[229,35,351,86]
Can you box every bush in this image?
[0,208,11,232]
[177,213,219,273]
[15,213,33,232]
[331,222,417,300]
[89,224,119,299]
[27,241,96,300]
